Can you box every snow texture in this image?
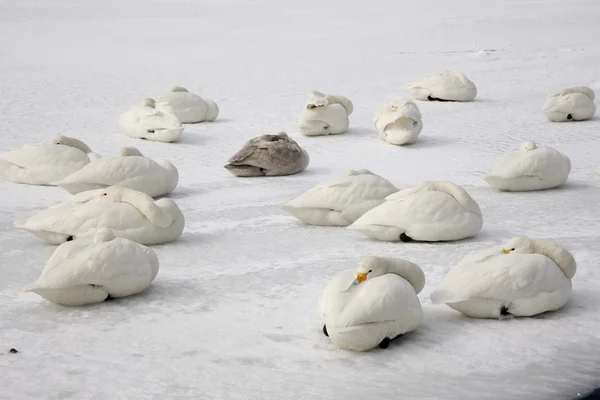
[1,0,599,399]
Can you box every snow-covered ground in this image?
[1,0,600,398]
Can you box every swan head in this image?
[354,256,386,284]
[502,236,535,254]
[306,90,329,109]
[51,136,92,153]
[519,140,537,152]
[99,186,133,202]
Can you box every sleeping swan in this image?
[0,136,99,185]
[53,147,179,197]
[348,181,483,242]
[405,71,477,102]
[543,86,596,122]
[281,169,398,226]
[373,100,423,145]
[118,98,184,142]
[319,256,425,351]
[299,91,353,136]
[225,132,309,177]
[23,228,159,306]
[483,140,571,191]
[15,186,185,245]
[430,237,577,319]
[155,86,219,123]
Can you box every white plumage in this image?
[542,86,596,122]
[430,237,576,318]
[155,86,219,123]
[373,100,423,145]
[0,136,100,185]
[298,91,353,136]
[118,98,184,142]
[53,147,179,197]
[23,228,159,306]
[483,140,571,191]
[281,169,398,226]
[348,181,483,242]
[15,186,185,245]
[320,256,425,351]
[405,70,477,102]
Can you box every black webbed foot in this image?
[105,294,114,301]
[66,236,74,242]
[322,325,329,337]
[427,95,451,102]
[378,337,391,349]
[400,233,413,242]
[567,114,573,120]
[500,305,510,316]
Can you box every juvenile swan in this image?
[23,228,159,306]
[15,186,185,245]
[0,136,99,185]
[299,91,353,136]
[53,147,179,197]
[405,71,477,102]
[155,86,219,123]
[118,98,184,142]
[483,140,571,191]
[348,181,483,242]
[281,169,398,226]
[543,86,596,122]
[320,256,425,351]
[430,237,576,319]
[224,132,309,177]
[373,100,423,145]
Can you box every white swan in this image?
[373,100,423,145]
[319,256,425,351]
[15,186,185,245]
[298,91,353,136]
[0,136,100,185]
[118,98,184,142]
[281,169,398,226]
[225,132,310,177]
[348,181,483,242]
[23,228,159,306]
[53,147,179,197]
[543,86,596,122]
[405,70,477,102]
[155,86,219,123]
[430,237,577,319]
[483,140,571,191]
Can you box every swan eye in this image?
[511,248,515,251]
[368,269,372,273]
[101,193,107,196]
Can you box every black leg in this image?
[400,233,413,242]
[427,95,452,102]
[322,325,328,337]
[500,305,510,316]
[378,337,391,349]
[105,294,114,301]
[567,114,573,120]
[66,236,74,242]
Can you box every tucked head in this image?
[306,91,329,109]
[355,256,387,283]
[171,86,189,93]
[99,186,130,202]
[502,236,535,254]
[142,98,156,108]
[93,228,116,243]
[119,147,144,157]
[519,140,537,152]
[51,136,69,145]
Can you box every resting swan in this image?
[15,186,185,245]
[118,98,184,142]
[405,71,477,102]
[53,147,179,197]
[299,91,353,136]
[281,169,398,226]
[155,86,219,123]
[373,100,423,145]
[225,132,310,177]
[430,237,577,319]
[348,181,483,242]
[23,228,159,306]
[542,86,596,122]
[319,256,425,351]
[0,136,100,185]
[483,140,571,191]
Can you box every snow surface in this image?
[1,0,600,399]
